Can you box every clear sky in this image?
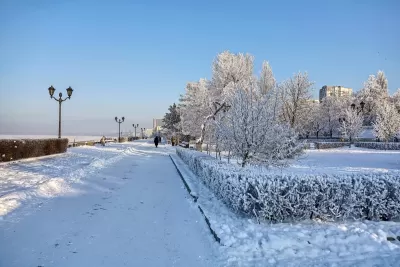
[0,0,399,135]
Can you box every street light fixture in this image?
[133,124,139,138]
[48,85,74,138]
[141,128,146,139]
[351,101,365,115]
[115,117,125,142]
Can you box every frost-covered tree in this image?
[391,88,400,112]
[305,103,325,138]
[340,107,364,143]
[162,103,181,139]
[279,72,314,133]
[196,51,254,150]
[357,70,389,124]
[217,77,303,167]
[258,61,276,95]
[319,96,341,138]
[373,101,400,142]
[179,79,211,139]
[163,103,180,132]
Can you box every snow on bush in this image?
[315,142,350,149]
[177,147,400,222]
[355,142,400,150]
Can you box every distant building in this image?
[319,86,352,102]
[153,118,164,132]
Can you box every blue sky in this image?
[0,0,399,135]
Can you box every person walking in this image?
[154,136,159,148]
[100,136,106,146]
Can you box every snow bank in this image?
[177,147,400,222]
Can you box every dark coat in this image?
[154,137,159,144]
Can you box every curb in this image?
[169,154,221,244]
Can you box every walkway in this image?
[0,142,219,267]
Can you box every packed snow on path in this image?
[0,141,220,267]
[171,153,400,267]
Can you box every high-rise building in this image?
[153,118,164,131]
[319,85,352,102]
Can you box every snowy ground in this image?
[217,146,400,175]
[281,146,400,174]
[2,142,400,267]
[0,141,219,267]
[171,153,400,267]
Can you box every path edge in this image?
[169,154,221,244]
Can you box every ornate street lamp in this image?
[132,124,139,138]
[351,101,365,115]
[115,117,125,142]
[48,85,74,138]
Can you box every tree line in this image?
[162,51,400,167]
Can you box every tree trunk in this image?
[241,151,249,167]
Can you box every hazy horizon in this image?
[1,0,399,135]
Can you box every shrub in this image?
[355,142,400,150]
[0,138,68,162]
[315,142,350,149]
[176,147,400,222]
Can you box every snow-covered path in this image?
[0,142,219,267]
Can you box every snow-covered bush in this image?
[315,142,350,149]
[355,142,400,150]
[177,147,400,222]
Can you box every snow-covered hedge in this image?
[355,142,400,150]
[0,138,68,162]
[176,147,400,222]
[315,142,350,149]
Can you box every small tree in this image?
[320,96,343,138]
[217,77,303,167]
[340,107,364,144]
[279,72,314,133]
[306,103,325,139]
[392,88,400,112]
[357,70,389,125]
[373,101,400,143]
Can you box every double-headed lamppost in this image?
[351,101,365,115]
[133,124,139,138]
[115,117,125,142]
[48,85,73,138]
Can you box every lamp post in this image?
[141,128,146,139]
[133,124,139,138]
[48,85,73,138]
[115,117,125,142]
